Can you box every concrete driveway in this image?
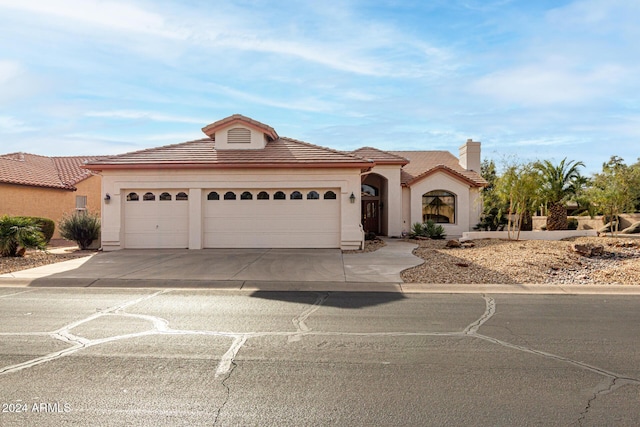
[0,240,424,288]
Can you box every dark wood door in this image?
[361,200,379,234]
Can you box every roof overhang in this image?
[84,161,373,172]
[404,165,488,188]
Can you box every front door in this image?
[361,200,379,234]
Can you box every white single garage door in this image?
[123,190,189,249]
[203,189,340,248]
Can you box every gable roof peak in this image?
[201,114,278,141]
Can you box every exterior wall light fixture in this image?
[349,192,356,204]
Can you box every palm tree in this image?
[534,158,585,231]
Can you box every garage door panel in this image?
[124,191,189,249]
[203,189,340,248]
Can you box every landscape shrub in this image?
[0,215,47,257]
[409,220,446,240]
[17,216,55,243]
[567,218,579,230]
[59,211,100,250]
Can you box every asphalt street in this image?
[1,288,639,426]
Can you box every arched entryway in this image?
[361,173,389,235]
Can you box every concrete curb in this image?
[2,277,640,295]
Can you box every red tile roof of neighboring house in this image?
[0,152,103,190]
[86,137,373,170]
[389,150,488,187]
[350,147,409,165]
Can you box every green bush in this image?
[409,220,446,240]
[17,217,55,243]
[0,215,47,257]
[410,222,425,237]
[59,211,100,250]
[567,218,579,230]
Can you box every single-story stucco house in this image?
[0,152,103,238]
[85,114,486,251]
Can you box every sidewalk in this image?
[1,239,640,295]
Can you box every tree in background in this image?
[475,159,508,231]
[534,158,585,230]
[589,156,640,234]
[494,161,542,239]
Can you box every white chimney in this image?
[459,139,481,172]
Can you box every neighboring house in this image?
[86,114,486,251]
[0,153,103,238]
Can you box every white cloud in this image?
[85,110,207,124]
[0,0,187,39]
[470,62,628,106]
[0,116,35,133]
[0,60,21,84]
[206,84,336,113]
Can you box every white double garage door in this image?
[124,189,341,249]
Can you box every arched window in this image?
[159,192,172,201]
[290,191,303,200]
[224,191,237,200]
[361,184,378,197]
[422,190,455,223]
[324,191,337,200]
[207,191,220,200]
[143,192,155,201]
[274,191,286,200]
[127,192,139,201]
[307,191,320,200]
[241,191,253,200]
[176,192,188,201]
[257,191,270,200]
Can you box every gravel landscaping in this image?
[0,243,96,275]
[401,236,640,285]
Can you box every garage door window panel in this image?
[324,191,337,200]
[143,192,155,201]
[274,191,286,200]
[127,192,139,201]
[159,192,172,201]
[176,192,188,201]
[257,191,269,200]
[224,191,237,200]
[290,191,303,200]
[241,191,253,200]
[207,191,220,201]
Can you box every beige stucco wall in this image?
[0,176,102,238]
[407,171,474,237]
[99,167,364,250]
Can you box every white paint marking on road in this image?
[216,335,247,378]
[0,289,35,298]
[289,292,329,342]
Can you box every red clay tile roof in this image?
[201,114,279,140]
[0,153,102,190]
[350,147,409,165]
[86,137,373,170]
[389,150,488,188]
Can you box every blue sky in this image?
[0,0,638,174]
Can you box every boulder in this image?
[571,243,604,257]
[446,239,461,248]
[621,221,640,234]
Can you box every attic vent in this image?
[228,127,251,144]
